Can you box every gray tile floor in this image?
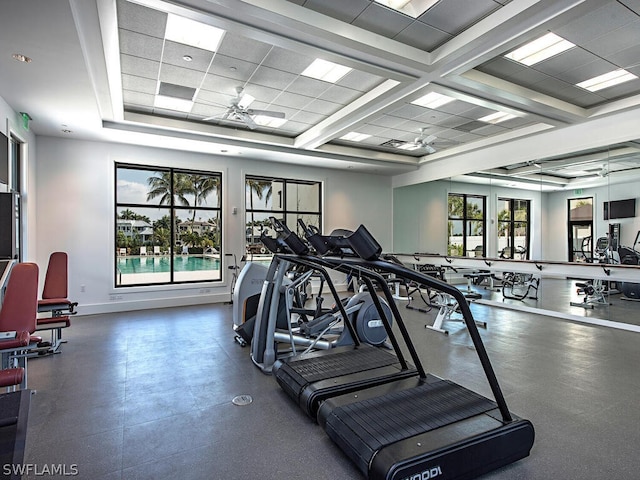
[20,285,640,479]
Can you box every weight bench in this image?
[35,252,77,355]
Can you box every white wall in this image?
[393,180,543,259]
[34,136,392,315]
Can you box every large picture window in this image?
[497,198,530,259]
[115,164,222,286]
[245,175,321,256]
[448,193,486,257]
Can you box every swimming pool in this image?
[117,255,220,274]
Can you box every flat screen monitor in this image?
[604,198,636,220]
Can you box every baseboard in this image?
[74,292,230,316]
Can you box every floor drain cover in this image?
[232,394,253,406]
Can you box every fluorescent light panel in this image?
[302,59,352,83]
[505,32,575,66]
[253,116,287,128]
[165,13,225,52]
[154,95,194,112]
[412,92,455,109]
[340,132,371,142]
[576,69,638,92]
[373,0,440,18]
[479,111,517,124]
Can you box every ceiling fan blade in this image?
[424,145,436,154]
[240,112,257,129]
[246,109,285,118]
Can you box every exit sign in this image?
[574,188,583,195]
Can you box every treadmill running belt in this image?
[286,347,399,384]
[326,379,497,467]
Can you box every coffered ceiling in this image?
[2,0,640,180]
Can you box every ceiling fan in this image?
[410,128,438,154]
[203,86,285,130]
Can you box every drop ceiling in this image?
[2,0,640,180]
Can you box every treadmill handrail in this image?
[329,256,513,423]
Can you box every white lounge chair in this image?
[140,246,147,256]
[119,248,127,256]
[153,246,161,255]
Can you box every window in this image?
[245,175,321,255]
[115,164,222,286]
[448,193,486,257]
[568,197,593,262]
[497,198,530,259]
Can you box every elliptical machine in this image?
[249,218,393,373]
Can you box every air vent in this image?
[158,82,196,100]
[380,139,406,148]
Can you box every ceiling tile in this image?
[555,1,635,46]
[123,90,154,107]
[337,70,385,92]
[269,91,314,109]
[476,57,527,79]
[158,63,205,88]
[161,41,214,72]
[261,46,314,75]
[582,21,640,59]
[299,0,369,23]
[318,85,362,104]
[352,4,413,38]
[558,58,619,85]
[119,30,163,60]
[122,74,157,95]
[120,55,160,80]
[621,0,640,15]
[303,98,341,115]
[288,110,327,124]
[531,47,597,77]
[287,76,332,97]
[607,44,640,69]
[207,55,259,83]
[240,84,284,104]
[247,66,298,90]
[217,32,273,64]
[117,0,167,38]
[393,21,452,51]
[419,0,501,36]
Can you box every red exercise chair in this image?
[36,252,77,354]
[0,262,39,389]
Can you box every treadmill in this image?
[269,222,534,479]
[313,257,535,480]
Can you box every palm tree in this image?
[246,179,270,244]
[119,208,136,220]
[188,174,220,227]
[147,172,192,207]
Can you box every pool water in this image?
[117,255,220,274]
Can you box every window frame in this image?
[245,174,322,255]
[114,163,223,288]
[447,193,486,257]
[497,197,531,259]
